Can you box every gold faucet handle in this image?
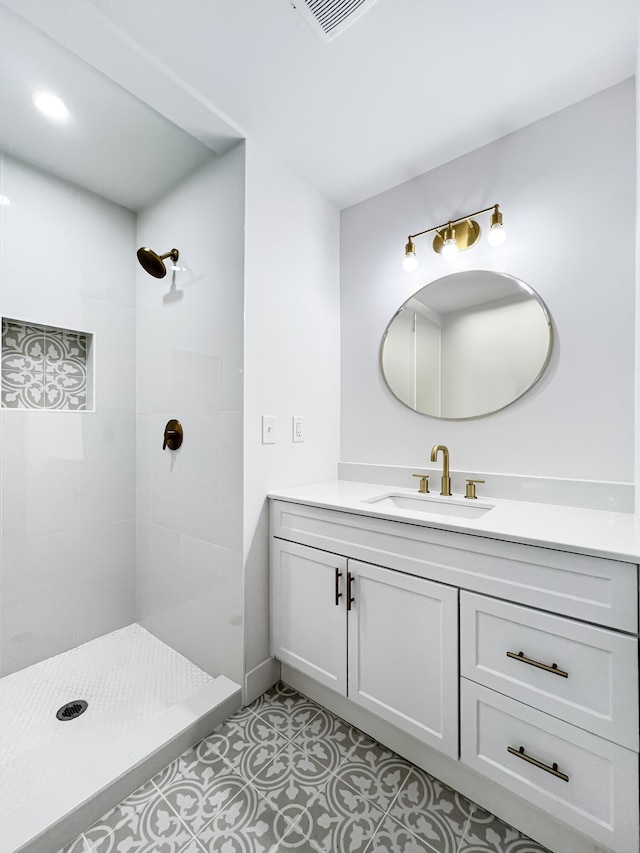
[412,474,429,494]
[465,479,485,500]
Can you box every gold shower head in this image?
[136,247,179,278]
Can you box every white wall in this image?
[136,145,245,684]
[0,152,137,675]
[243,139,340,701]
[341,80,636,484]
[635,33,640,516]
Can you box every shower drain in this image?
[56,700,88,721]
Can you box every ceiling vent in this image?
[292,0,379,42]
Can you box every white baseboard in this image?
[3,676,241,853]
[244,657,280,705]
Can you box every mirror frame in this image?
[380,270,553,420]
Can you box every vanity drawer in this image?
[460,679,639,853]
[460,592,638,750]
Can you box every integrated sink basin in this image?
[364,493,494,519]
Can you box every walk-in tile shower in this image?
[0,11,246,851]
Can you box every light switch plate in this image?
[262,415,276,444]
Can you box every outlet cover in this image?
[292,416,304,442]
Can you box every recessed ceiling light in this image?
[32,90,69,122]
[0,195,10,206]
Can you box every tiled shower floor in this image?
[59,682,550,853]
[0,624,213,818]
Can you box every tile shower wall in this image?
[0,151,136,676]
[135,144,245,686]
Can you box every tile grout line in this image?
[456,802,478,853]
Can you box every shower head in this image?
[137,247,179,278]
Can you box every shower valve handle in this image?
[163,419,183,451]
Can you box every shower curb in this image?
[1,676,241,853]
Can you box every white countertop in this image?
[268,480,640,562]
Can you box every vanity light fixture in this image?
[402,203,506,270]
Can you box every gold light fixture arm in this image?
[407,204,500,242]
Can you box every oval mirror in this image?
[381,270,552,419]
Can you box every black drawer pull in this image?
[334,568,343,606]
[508,745,569,782]
[506,650,568,679]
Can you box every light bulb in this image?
[32,90,69,122]
[403,252,418,272]
[441,238,458,260]
[487,223,506,247]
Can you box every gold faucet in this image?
[430,444,451,496]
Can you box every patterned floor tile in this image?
[249,741,332,818]
[459,807,551,852]
[202,713,289,779]
[227,703,259,723]
[250,683,321,738]
[155,742,250,835]
[52,683,556,853]
[194,784,289,852]
[334,738,413,812]
[291,706,364,771]
[277,773,385,852]
[178,841,207,853]
[84,782,193,853]
[365,814,441,852]
[57,835,93,853]
[247,681,308,713]
[389,767,471,851]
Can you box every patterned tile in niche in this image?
[154,742,250,836]
[203,713,288,780]
[194,784,289,852]
[334,738,413,812]
[291,706,364,771]
[459,806,551,853]
[250,741,332,817]
[389,767,472,851]
[278,774,384,852]
[366,814,442,853]
[43,328,88,410]
[1,319,89,410]
[2,320,45,408]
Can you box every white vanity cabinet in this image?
[269,497,640,853]
[271,538,459,757]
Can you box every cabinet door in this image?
[347,560,459,758]
[271,539,347,694]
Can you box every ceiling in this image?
[1,0,637,210]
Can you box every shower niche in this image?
[1,318,94,411]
